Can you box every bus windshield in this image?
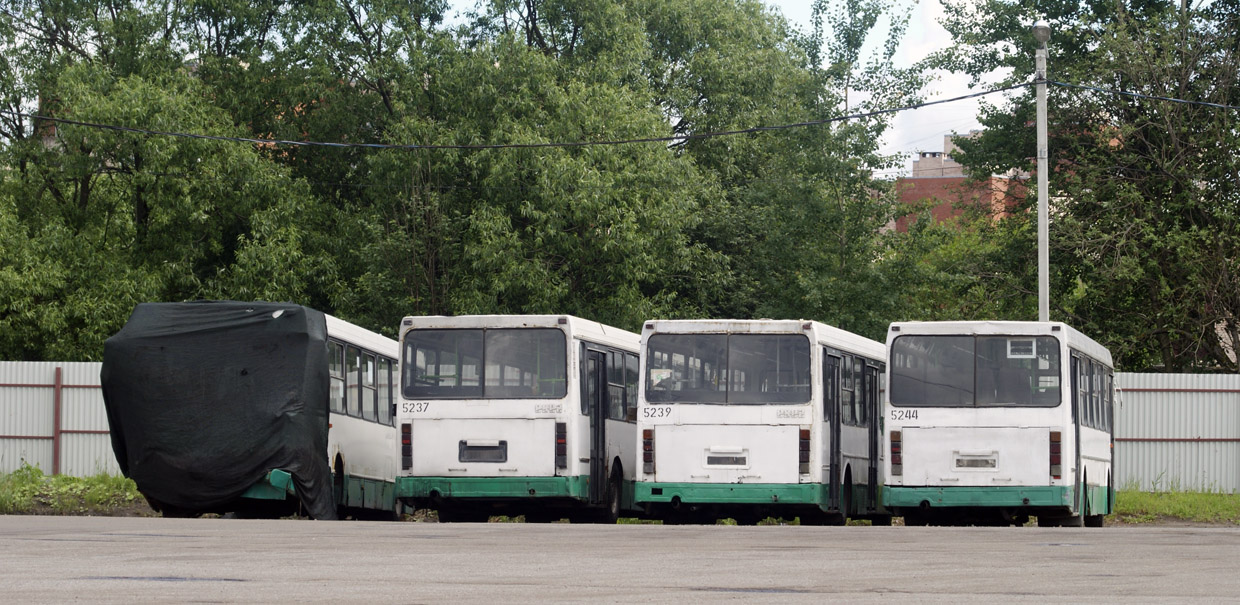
[890,335,1061,407]
[402,328,567,399]
[645,333,811,404]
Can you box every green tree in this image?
[0,62,321,360]
[340,32,707,333]
[932,0,1240,371]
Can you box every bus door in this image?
[584,348,608,504]
[865,364,880,510]
[825,353,842,510]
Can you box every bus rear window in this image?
[890,335,1060,407]
[402,328,567,399]
[645,333,811,404]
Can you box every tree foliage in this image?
[1,0,921,359]
[930,0,1240,371]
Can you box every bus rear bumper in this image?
[635,481,822,505]
[396,475,589,501]
[883,485,1074,509]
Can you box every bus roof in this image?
[642,319,884,360]
[324,314,399,358]
[400,314,639,352]
[887,320,1113,367]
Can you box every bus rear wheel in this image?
[604,469,623,524]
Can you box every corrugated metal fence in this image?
[2,363,1238,492]
[1114,372,1240,493]
[0,362,119,477]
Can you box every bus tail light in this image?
[642,429,655,475]
[799,429,810,474]
[1049,431,1062,479]
[401,423,412,471]
[890,431,902,476]
[555,422,567,469]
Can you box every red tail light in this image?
[890,431,902,476]
[642,429,655,475]
[555,422,567,469]
[1049,431,1062,479]
[401,423,412,470]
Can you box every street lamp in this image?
[1033,20,1050,323]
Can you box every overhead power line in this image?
[1050,81,1240,110]
[3,80,1233,153]
[0,83,1034,151]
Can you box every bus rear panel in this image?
[395,315,640,522]
[883,321,1115,527]
[635,320,889,525]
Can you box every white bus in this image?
[102,302,399,520]
[395,315,641,522]
[323,314,401,519]
[883,321,1115,527]
[635,319,890,525]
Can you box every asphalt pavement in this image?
[1,516,1236,603]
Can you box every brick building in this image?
[892,133,1026,232]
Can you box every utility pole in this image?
[1033,20,1051,323]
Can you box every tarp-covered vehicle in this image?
[102,302,341,519]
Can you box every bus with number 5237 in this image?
[394,315,642,523]
[634,319,891,525]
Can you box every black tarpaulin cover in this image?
[101,301,337,519]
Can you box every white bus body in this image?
[635,319,889,525]
[395,315,641,522]
[323,314,400,516]
[883,321,1115,527]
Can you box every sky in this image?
[442,0,998,177]
[764,0,990,177]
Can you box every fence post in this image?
[53,366,62,475]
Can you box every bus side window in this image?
[1105,371,1114,432]
[1092,362,1104,431]
[856,358,869,427]
[824,353,840,423]
[378,358,393,425]
[1087,359,1098,429]
[841,355,855,426]
[1076,355,1089,427]
[362,352,378,422]
[329,341,345,414]
[625,353,639,422]
[607,350,625,421]
[347,346,362,418]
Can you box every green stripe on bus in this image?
[882,485,1075,508]
[634,482,824,505]
[396,476,590,500]
[344,476,397,510]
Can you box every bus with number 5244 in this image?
[883,321,1115,527]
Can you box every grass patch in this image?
[1113,490,1240,525]
[0,462,150,516]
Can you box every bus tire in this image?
[835,468,853,526]
[605,468,623,524]
[333,455,346,515]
